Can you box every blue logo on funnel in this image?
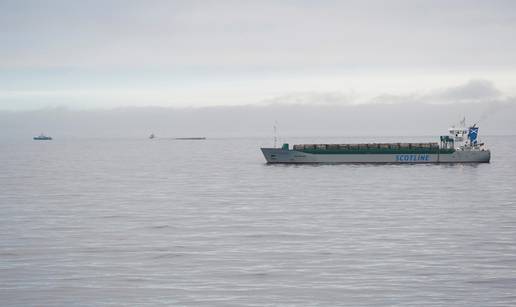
[468,127,479,144]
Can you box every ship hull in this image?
[261,148,490,164]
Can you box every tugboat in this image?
[261,119,490,164]
[33,133,52,141]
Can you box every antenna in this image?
[273,121,278,148]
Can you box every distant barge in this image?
[174,137,206,140]
[261,122,490,164]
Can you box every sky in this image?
[1,0,515,110]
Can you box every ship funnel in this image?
[468,126,479,145]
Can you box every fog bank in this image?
[1,101,515,139]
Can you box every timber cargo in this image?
[291,142,445,154]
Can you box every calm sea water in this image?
[1,136,515,306]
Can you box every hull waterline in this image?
[261,148,491,164]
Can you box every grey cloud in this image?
[432,79,501,102]
[266,79,506,106]
[368,79,505,105]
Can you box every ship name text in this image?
[395,154,430,162]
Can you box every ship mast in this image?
[273,121,278,148]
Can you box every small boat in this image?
[33,133,52,140]
[149,133,155,139]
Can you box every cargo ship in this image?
[261,121,490,164]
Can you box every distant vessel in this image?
[175,137,206,140]
[261,120,490,164]
[33,133,52,141]
[149,133,155,139]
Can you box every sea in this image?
[1,135,515,306]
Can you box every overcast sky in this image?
[1,0,515,110]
